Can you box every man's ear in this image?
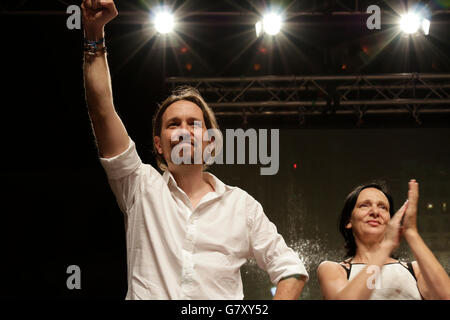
[154,136,163,154]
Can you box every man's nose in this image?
[172,127,191,143]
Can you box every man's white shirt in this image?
[99,137,308,299]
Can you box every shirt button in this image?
[183,240,194,251]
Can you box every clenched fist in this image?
[81,0,118,39]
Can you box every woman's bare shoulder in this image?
[317,261,347,279]
[317,261,348,275]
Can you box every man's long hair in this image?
[152,86,220,171]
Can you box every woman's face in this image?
[346,188,391,241]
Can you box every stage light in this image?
[154,10,174,34]
[262,13,282,35]
[399,12,430,35]
[400,13,421,34]
[255,12,283,37]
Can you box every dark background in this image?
[0,0,449,299]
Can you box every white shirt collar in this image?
[162,170,228,195]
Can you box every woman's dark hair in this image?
[338,182,395,258]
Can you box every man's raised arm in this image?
[82,0,129,158]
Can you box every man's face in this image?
[154,100,210,168]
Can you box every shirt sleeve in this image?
[247,195,309,285]
[98,137,144,214]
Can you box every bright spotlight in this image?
[262,13,282,36]
[256,12,283,37]
[400,13,421,34]
[399,12,430,35]
[154,10,174,34]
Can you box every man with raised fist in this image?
[82,0,308,300]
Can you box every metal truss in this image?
[166,73,450,123]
